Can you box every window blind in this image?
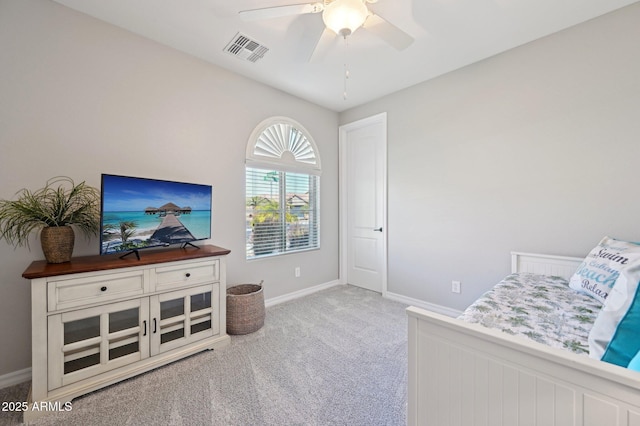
[246,168,319,258]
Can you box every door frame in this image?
[339,112,388,295]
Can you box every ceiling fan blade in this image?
[307,28,337,63]
[362,13,414,51]
[239,3,321,22]
[292,16,325,62]
[291,15,337,63]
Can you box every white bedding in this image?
[458,272,603,355]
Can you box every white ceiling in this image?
[52,0,638,112]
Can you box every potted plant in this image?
[0,176,100,263]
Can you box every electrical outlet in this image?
[295,267,301,278]
[451,280,461,294]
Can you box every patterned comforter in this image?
[458,272,602,355]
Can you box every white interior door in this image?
[340,113,387,293]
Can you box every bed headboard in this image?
[511,252,583,280]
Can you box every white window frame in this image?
[245,117,321,259]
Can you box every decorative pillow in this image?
[588,261,640,364]
[628,349,640,372]
[569,236,640,304]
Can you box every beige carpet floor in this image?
[0,284,408,426]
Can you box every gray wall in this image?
[340,3,640,312]
[2,0,639,380]
[0,0,339,377]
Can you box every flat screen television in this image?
[100,174,212,257]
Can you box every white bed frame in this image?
[407,252,640,426]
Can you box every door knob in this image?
[373,227,383,232]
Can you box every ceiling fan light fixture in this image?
[322,0,369,37]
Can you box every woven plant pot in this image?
[227,282,265,335]
[40,226,75,263]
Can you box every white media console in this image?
[22,245,231,422]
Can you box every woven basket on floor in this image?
[226,282,265,335]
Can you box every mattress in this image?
[458,272,602,355]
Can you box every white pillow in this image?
[569,236,640,304]
[588,260,640,364]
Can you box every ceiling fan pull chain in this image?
[343,35,350,100]
[344,64,349,100]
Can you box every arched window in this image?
[245,117,321,259]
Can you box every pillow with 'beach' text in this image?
[568,236,640,304]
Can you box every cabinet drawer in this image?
[48,270,146,312]
[154,260,219,291]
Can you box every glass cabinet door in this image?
[47,298,149,390]
[150,284,219,356]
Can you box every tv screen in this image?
[100,174,212,255]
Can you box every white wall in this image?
[0,0,339,377]
[340,3,640,311]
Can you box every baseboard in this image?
[0,280,374,390]
[265,280,342,308]
[384,291,463,318]
[0,367,31,390]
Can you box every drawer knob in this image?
[185,273,191,278]
[100,286,107,292]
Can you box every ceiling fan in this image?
[239,0,414,61]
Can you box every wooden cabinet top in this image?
[22,245,231,279]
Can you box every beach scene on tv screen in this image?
[101,175,212,254]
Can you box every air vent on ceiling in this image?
[224,33,269,63]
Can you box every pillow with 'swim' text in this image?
[568,236,640,304]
